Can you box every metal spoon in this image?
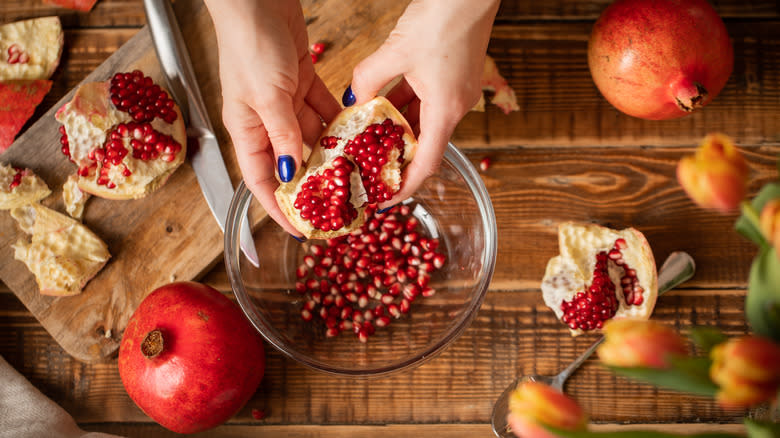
[490,251,696,438]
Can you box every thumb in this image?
[350,43,406,104]
[251,87,304,183]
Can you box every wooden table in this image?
[1,0,778,436]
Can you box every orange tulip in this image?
[759,199,780,247]
[597,319,688,369]
[677,133,749,213]
[710,335,780,408]
[507,381,588,438]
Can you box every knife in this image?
[143,0,259,267]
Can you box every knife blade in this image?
[143,0,259,267]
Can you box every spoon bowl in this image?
[490,251,696,437]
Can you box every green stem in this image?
[741,200,762,233]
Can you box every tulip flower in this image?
[710,335,780,408]
[597,319,688,369]
[507,381,588,438]
[677,133,749,213]
[759,199,780,247]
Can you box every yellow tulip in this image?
[598,319,688,369]
[507,381,587,438]
[710,335,780,408]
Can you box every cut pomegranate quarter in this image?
[0,162,51,209]
[275,96,417,240]
[541,222,657,336]
[55,70,187,199]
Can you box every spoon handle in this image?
[553,251,696,387]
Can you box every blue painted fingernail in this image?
[342,85,356,107]
[377,204,397,214]
[290,234,307,242]
[278,155,295,182]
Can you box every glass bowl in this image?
[224,142,497,377]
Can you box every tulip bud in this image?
[710,335,780,408]
[677,133,749,213]
[598,319,688,369]
[507,381,588,438]
[759,199,780,247]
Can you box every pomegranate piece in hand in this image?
[11,202,110,296]
[0,162,51,209]
[55,70,187,199]
[275,96,417,239]
[0,17,63,81]
[541,222,657,336]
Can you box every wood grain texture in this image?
[0,1,249,363]
[78,423,747,438]
[0,289,752,425]
[453,21,780,148]
[1,0,778,431]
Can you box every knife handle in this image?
[143,0,212,133]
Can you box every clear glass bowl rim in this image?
[224,142,498,377]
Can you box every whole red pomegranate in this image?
[118,281,265,434]
[588,0,733,120]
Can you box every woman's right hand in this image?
[204,0,341,238]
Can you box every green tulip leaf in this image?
[747,247,780,342]
[735,183,780,247]
[689,327,728,354]
[607,356,717,397]
[543,425,743,438]
[744,418,780,438]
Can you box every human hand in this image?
[204,0,341,238]
[348,0,500,209]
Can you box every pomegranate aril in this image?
[110,71,177,123]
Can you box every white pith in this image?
[0,17,62,80]
[11,203,110,296]
[0,163,51,209]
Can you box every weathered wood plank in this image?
[455,21,780,147]
[78,423,748,438]
[0,290,750,424]
[0,0,146,28]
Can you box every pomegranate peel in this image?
[0,162,51,209]
[0,17,63,81]
[10,202,110,296]
[275,96,417,239]
[541,222,657,336]
[474,55,519,115]
[0,80,53,151]
[55,70,187,199]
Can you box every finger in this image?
[379,99,453,209]
[298,103,327,147]
[224,102,304,238]
[351,44,406,104]
[384,78,417,110]
[306,74,341,123]
[249,86,304,182]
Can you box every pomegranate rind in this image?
[11,202,110,296]
[0,162,51,209]
[0,17,63,81]
[55,77,187,200]
[0,79,53,151]
[477,55,519,115]
[541,222,657,336]
[275,96,417,239]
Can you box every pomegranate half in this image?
[55,70,186,199]
[587,0,733,120]
[541,222,657,336]
[118,281,265,434]
[275,96,417,239]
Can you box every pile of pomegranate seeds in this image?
[109,70,178,124]
[9,167,23,190]
[295,205,446,342]
[343,118,406,204]
[293,156,359,232]
[559,238,643,331]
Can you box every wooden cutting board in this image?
[0,0,410,363]
[0,2,256,363]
